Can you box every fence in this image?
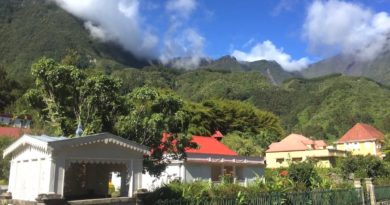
[155,188,364,205]
[374,185,390,202]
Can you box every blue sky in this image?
[55,0,390,70]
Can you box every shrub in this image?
[339,155,390,178]
[288,161,320,189]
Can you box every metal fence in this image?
[155,188,364,205]
[374,185,390,202]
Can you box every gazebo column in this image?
[47,159,57,193]
[120,168,128,197]
[127,160,134,197]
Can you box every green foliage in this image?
[111,67,179,94]
[175,70,271,101]
[221,132,263,156]
[288,161,320,189]
[26,57,122,136]
[252,75,390,140]
[114,86,196,176]
[0,137,15,182]
[339,155,390,178]
[384,133,390,161]
[0,66,23,112]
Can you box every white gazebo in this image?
[3,133,149,202]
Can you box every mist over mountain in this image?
[302,48,390,85]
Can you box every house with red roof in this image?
[335,123,385,157]
[0,127,31,138]
[141,131,265,190]
[266,133,347,168]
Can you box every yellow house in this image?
[335,123,385,157]
[266,134,347,168]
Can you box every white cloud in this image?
[232,40,310,71]
[166,0,197,18]
[303,0,390,60]
[159,0,205,69]
[160,28,205,69]
[53,0,158,58]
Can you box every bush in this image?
[0,137,15,182]
[288,161,320,189]
[339,155,390,178]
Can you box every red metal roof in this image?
[186,136,237,156]
[266,133,328,153]
[160,132,237,156]
[337,123,384,143]
[0,127,31,138]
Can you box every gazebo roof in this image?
[3,132,150,158]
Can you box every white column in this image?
[47,159,56,193]
[8,160,16,192]
[127,160,134,197]
[180,164,186,182]
[56,159,66,196]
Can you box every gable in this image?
[337,123,385,143]
[4,133,149,158]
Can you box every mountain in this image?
[174,71,390,140]
[0,0,147,82]
[199,56,299,84]
[302,52,390,86]
[174,70,272,101]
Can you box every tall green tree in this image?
[115,87,196,176]
[25,57,121,136]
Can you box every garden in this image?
[145,156,390,205]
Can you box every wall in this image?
[142,163,183,191]
[265,149,346,168]
[8,146,52,201]
[336,141,381,156]
[185,164,211,182]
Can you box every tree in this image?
[221,132,262,156]
[114,87,196,176]
[339,155,389,178]
[0,65,22,112]
[26,57,121,136]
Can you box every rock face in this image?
[302,52,390,86]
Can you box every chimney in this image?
[211,130,224,141]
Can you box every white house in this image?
[3,133,149,202]
[141,133,265,190]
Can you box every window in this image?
[292,158,302,162]
[276,158,284,163]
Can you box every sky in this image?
[54,0,390,71]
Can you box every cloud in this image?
[231,40,310,71]
[160,28,205,69]
[159,0,205,69]
[53,0,158,59]
[303,0,390,60]
[271,0,300,16]
[166,0,197,18]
